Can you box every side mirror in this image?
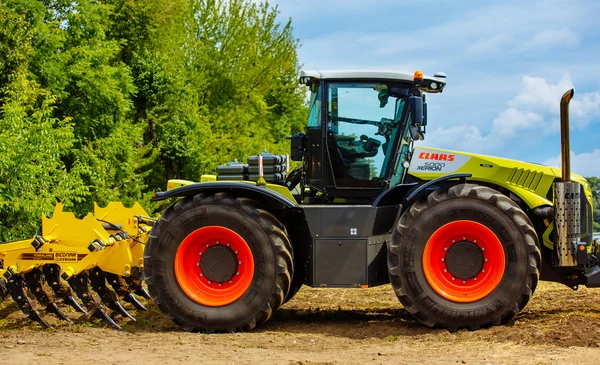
[290,133,306,161]
[423,99,427,127]
[409,96,423,125]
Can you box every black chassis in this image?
[154,175,471,289]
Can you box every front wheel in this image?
[388,184,540,330]
[144,193,293,332]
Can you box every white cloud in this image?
[420,124,494,154]
[508,74,574,115]
[491,108,546,137]
[544,149,600,177]
[507,73,600,128]
[522,28,580,50]
[421,75,574,154]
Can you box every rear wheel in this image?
[145,193,293,332]
[388,184,540,330]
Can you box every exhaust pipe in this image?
[554,88,581,267]
[560,89,575,181]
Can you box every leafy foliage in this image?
[586,177,600,232]
[0,0,306,239]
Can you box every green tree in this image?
[587,176,600,232]
[0,0,307,239]
[0,2,86,240]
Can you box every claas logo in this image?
[419,152,455,162]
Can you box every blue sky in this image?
[270,0,600,176]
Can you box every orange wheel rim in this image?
[422,220,505,303]
[174,226,254,306]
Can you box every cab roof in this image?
[299,70,447,93]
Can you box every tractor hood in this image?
[407,146,591,209]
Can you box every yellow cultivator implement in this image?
[0,203,155,328]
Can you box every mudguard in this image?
[153,181,297,209]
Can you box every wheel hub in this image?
[422,220,506,303]
[445,241,484,280]
[174,226,254,307]
[199,245,238,283]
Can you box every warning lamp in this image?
[414,70,423,83]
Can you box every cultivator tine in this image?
[105,272,147,311]
[5,275,51,328]
[0,278,8,300]
[124,276,152,300]
[23,269,72,323]
[125,292,147,310]
[89,268,136,321]
[41,265,88,314]
[67,271,121,329]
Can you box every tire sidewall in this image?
[149,203,277,329]
[396,196,530,322]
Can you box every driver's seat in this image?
[335,135,381,160]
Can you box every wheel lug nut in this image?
[473,240,477,243]
[200,273,203,277]
[481,247,485,251]
[208,280,212,284]
[462,280,466,284]
[474,277,477,281]
[238,261,242,264]
[452,240,456,243]
[216,241,220,245]
[463,237,466,240]
[444,269,447,272]
[441,258,445,262]
[444,248,448,251]
[452,277,455,281]
[236,272,240,276]
[197,262,200,266]
[229,280,232,283]
[484,258,488,262]
[235,251,238,254]
[481,269,485,273]
[218,283,222,287]
[227,243,230,247]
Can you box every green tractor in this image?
[145,70,597,332]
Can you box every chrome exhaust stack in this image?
[554,89,582,267]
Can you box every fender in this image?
[153,182,297,209]
[403,173,472,205]
[373,173,471,207]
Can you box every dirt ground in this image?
[1,282,600,364]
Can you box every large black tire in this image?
[388,184,541,330]
[284,275,303,304]
[144,192,293,332]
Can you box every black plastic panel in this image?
[314,239,366,287]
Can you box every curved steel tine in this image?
[42,264,87,314]
[89,268,135,322]
[123,276,152,300]
[0,278,8,300]
[23,269,72,323]
[112,300,136,321]
[137,286,151,300]
[46,302,72,323]
[6,274,51,328]
[105,273,148,311]
[64,295,88,315]
[125,292,147,311]
[93,306,122,330]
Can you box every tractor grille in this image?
[507,168,544,191]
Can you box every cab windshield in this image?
[326,82,408,184]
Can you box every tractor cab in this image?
[292,70,447,202]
